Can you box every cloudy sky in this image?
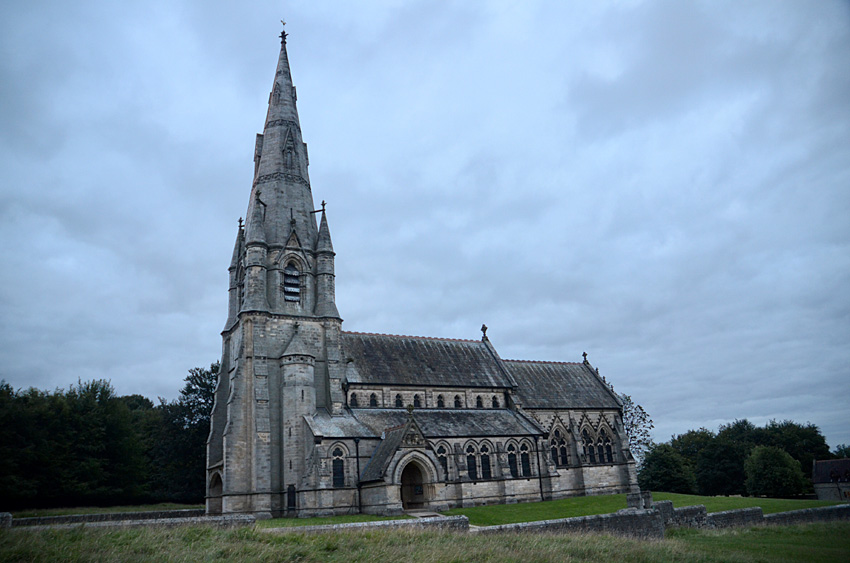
[2,1,848,449]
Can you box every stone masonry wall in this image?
[705,507,764,528]
[477,508,665,539]
[13,509,206,527]
[763,504,850,526]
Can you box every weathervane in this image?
[280,19,288,42]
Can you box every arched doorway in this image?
[208,472,222,514]
[400,462,427,509]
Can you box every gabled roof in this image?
[360,424,407,483]
[812,459,850,484]
[505,360,622,410]
[342,332,512,389]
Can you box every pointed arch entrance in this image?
[207,472,223,515]
[400,461,427,509]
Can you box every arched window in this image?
[597,441,605,464]
[605,438,613,463]
[349,393,358,407]
[466,445,478,480]
[437,445,448,479]
[332,448,345,487]
[437,395,445,408]
[582,429,596,464]
[454,395,462,408]
[520,443,531,477]
[492,396,499,408]
[413,394,421,408]
[369,393,378,407]
[395,394,403,408]
[480,444,492,479]
[283,263,300,303]
[550,429,568,467]
[476,396,483,409]
[507,444,518,478]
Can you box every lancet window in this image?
[395,394,403,408]
[369,393,378,407]
[466,445,478,480]
[476,396,483,408]
[332,447,345,487]
[480,444,492,479]
[550,429,569,467]
[582,429,596,464]
[437,395,445,408]
[507,444,519,478]
[349,393,358,407]
[413,394,421,408]
[436,445,449,479]
[520,443,532,476]
[492,396,500,408]
[454,395,462,408]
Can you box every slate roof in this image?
[352,408,543,438]
[505,360,623,410]
[812,459,850,483]
[342,332,512,388]
[359,424,407,482]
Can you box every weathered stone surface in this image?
[263,515,468,534]
[478,508,665,539]
[706,507,763,529]
[763,504,850,526]
[15,514,255,531]
[12,509,205,527]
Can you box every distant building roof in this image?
[505,360,623,410]
[812,459,850,483]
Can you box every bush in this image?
[744,445,806,497]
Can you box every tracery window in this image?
[466,445,478,480]
[454,395,462,408]
[476,396,483,408]
[437,395,445,408]
[480,444,492,479]
[507,444,518,478]
[349,393,358,407]
[492,396,499,408]
[601,429,613,463]
[437,445,449,479]
[520,443,531,477]
[282,263,300,303]
[369,393,378,407]
[550,429,568,467]
[395,394,403,408]
[413,394,421,408]
[332,448,345,487]
[582,429,596,464]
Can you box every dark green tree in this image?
[695,438,750,496]
[760,420,830,481]
[670,428,715,470]
[638,444,697,494]
[834,444,850,458]
[744,445,806,497]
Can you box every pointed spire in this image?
[245,191,266,246]
[229,218,244,269]
[250,24,318,250]
[316,204,334,253]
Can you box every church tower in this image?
[206,25,345,517]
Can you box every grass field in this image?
[2,522,848,562]
[442,493,845,526]
[10,503,204,519]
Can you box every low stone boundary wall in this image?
[476,508,665,540]
[263,515,468,534]
[16,514,255,531]
[763,504,850,526]
[705,507,764,529]
[12,508,205,528]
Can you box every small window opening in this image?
[481,445,492,479]
[454,395,462,408]
[395,394,403,408]
[413,394,421,408]
[437,395,445,408]
[437,445,448,479]
[466,446,478,480]
[332,447,345,487]
[369,393,378,407]
[520,443,531,476]
[349,393,358,407]
[507,444,518,478]
[476,396,483,408]
[492,396,499,408]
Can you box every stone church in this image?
[206,27,638,518]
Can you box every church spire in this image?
[248,23,317,251]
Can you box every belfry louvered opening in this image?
[283,263,301,302]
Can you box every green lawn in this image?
[442,493,845,526]
[2,522,848,562]
[10,503,204,518]
[652,493,846,515]
[257,513,412,528]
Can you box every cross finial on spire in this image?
[481,324,488,338]
[322,200,326,212]
[280,20,287,43]
[238,217,243,229]
[582,351,588,362]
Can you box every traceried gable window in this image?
[283,263,301,303]
[582,429,596,464]
[550,429,568,467]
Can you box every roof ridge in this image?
[503,359,582,365]
[342,330,480,344]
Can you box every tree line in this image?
[638,419,843,498]
[0,363,218,510]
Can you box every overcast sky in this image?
[1,1,848,449]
